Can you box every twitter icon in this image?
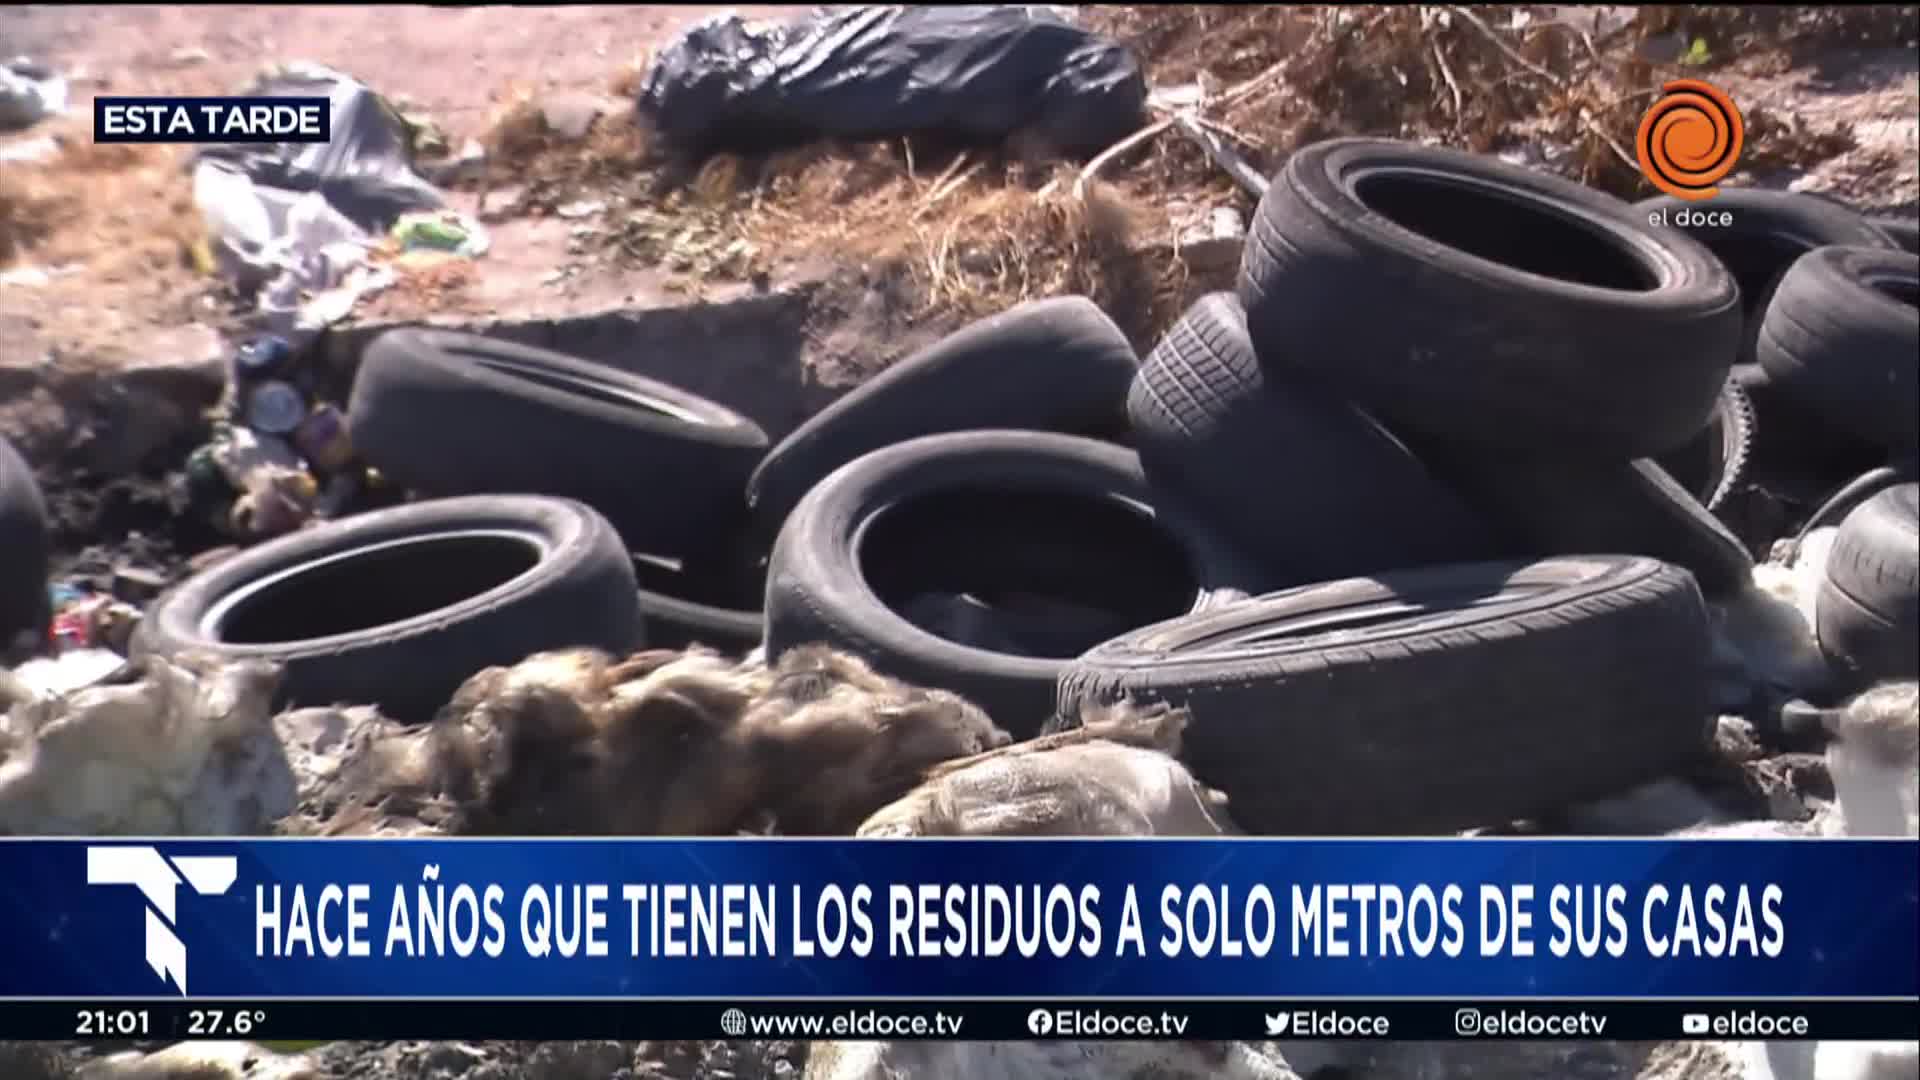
[1264,1011,1291,1036]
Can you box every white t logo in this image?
[86,846,237,995]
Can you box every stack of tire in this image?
[746,138,1920,835]
[107,137,1915,838]
[1053,140,1742,835]
[1634,189,1918,694]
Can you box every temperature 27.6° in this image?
[190,1008,268,1037]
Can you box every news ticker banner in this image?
[1,839,1913,1006]
[8,998,1916,1043]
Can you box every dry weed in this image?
[360,256,475,319]
[0,131,200,277]
[476,91,650,207]
[718,145,1189,341]
[606,49,654,101]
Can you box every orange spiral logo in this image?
[1637,79,1745,201]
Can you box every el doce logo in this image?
[1637,78,1745,201]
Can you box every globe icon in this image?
[720,1008,749,1037]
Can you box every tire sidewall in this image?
[766,431,1254,693]
[1074,556,1672,673]
[138,496,615,663]
[369,328,766,446]
[1286,139,1732,316]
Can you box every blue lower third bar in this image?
[1,838,1913,999]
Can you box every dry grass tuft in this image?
[708,145,1194,342]
[476,90,651,206]
[0,131,201,275]
[607,49,653,101]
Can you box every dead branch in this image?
[1581,110,1640,171]
[1219,57,1291,109]
[1197,115,1268,152]
[1431,42,1465,123]
[923,151,972,198]
[1169,112,1269,199]
[1447,4,1568,90]
[1066,116,1175,200]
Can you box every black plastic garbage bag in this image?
[638,6,1148,159]
[196,63,441,232]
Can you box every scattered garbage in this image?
[421,137,487,186]
[177,333,381,543]
[191,64,447,338]
[638,5,1148,159]
[196,62,442,231]
[0,57,66,132]
[1169,203,1246,273]
[45,585,142,655]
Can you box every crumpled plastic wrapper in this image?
[1712,526,1839,700]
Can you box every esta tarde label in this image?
[94,96,330,143]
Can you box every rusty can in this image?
[233,334,292,382]
[292,403,355,473]
[244,379,309,435]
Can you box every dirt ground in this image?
[0,0,1914,667]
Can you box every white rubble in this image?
[855,702,1241,838]
[0,655,293,835]
[5,647,126,698]
[1738,679,1919,1080]
[814,704,1296,1080]
[77,1040,320,1080]
[1715,527,1838,695]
